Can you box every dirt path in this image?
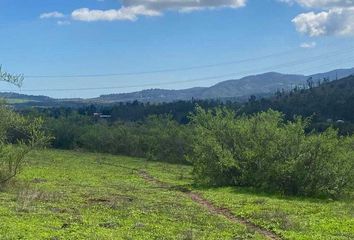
[139,170,282,240]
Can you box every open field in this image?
[0,150,353,239]
[4,98,35,104]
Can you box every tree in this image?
[306,77,314,89]
[0,67,49,186]
[0,65,24,87]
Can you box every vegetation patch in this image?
[188,107,354,198]
[0,150,267,239]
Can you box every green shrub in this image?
[44,114,89,149]
[144,115,192,164]
[0,105,49,185]
[188,107,354,198]
[294,129,354,197]
[57,115,193,164]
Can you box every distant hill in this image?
[0,92,53,102]
[1,67,354,107]
[96,87,206,103]
[96,68,354,103]
[242,74,354,124]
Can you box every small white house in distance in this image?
[93,113,112,119]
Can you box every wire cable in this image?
[24,44,353,79]
[14,52,354,92]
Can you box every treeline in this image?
[44,113,192,164]
[27,99,240,124]
[25,75,354,135]
[38,106,354,198]
[242,75,354,134]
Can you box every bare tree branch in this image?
[0,65,24,88]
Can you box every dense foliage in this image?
[25,76,354,136]
[15,75,354,198]
[0,66,49,186]
[40,105,354,198]
[188,107,354,198]
[26,99,239,124]
[0,104,49,186]
[242,75,354,134]
[44,114,192,164]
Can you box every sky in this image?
[0,0,353,98]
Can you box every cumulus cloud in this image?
[282,0,354,36]
[292,7,354,36]
[122,0,247,12]
[300,41,317,48]
[71,0,247,22]
[72,6,161,22]
[281,0,354,8]
[40,11,65,19]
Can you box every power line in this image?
[14,52,354,92]
[24,50,295,78]
[293,55,354,74]
[24,45,351,79]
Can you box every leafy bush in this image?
[143,115,192,163]
[188,107,354,198]
[294,130,354,197]
[0,105,49,185]
[77,122,148,157]
[44,114,90,149]
[46,114,192,164]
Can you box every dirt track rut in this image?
[139,170,282,240]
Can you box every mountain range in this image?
[1,67,354,106]
[95,68,354,103]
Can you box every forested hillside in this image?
[242,75,354,133]
[2,68,354,107]
[25,75,354,135]
[97,68,354,103]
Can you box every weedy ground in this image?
[0,149,352,239]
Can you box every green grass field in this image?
[0,150,353,239]
[4,98,34,104]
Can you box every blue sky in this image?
[0,0,353,98]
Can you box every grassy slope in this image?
[6,99,34,104]
[0,150,352,239]
[141,157,354,240]
[0,150,264,240]
[199,188,353,240]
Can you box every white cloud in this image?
[123,0,247,12]
[72,6,161,22]
[40,11,65,19]
[300,41,317,48]
[71,0,247,22]
[292,7,354,36]
[281,0,354,8]
[281,0,354,36]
